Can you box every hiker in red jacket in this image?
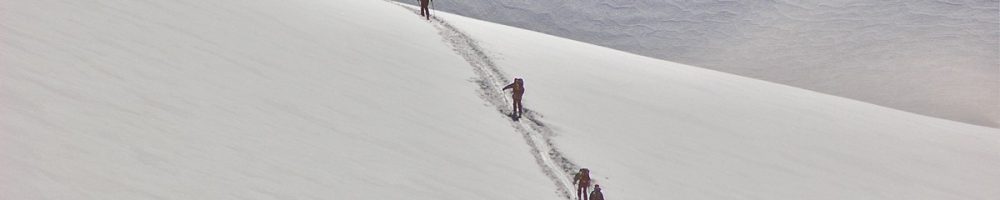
[419,0,431,20]
[572,168,592,200]
[502,78,525,117]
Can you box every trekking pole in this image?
[431,0,436,19]
[501,90,512,113]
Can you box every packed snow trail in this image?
[393,3,582,199]
[431,14,581,200]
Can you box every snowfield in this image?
[2,0,999,200]
[406,0,1000,128]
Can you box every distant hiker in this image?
[419,0,431,20]
[589,184,604,200]
[572,168,592,200]
[502,78,525,117]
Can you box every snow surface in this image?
[3,0,1000,199]
[1,0,553,199]
[404,0,1000,128]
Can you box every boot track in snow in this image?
[393,3,582,199]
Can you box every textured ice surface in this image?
[411,0,1000,127]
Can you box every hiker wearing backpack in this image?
[419,0,431,20]
[502,78,525,117]
[572,168,592,200]
[589,184,605,200]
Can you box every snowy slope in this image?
[405,0,1000,128]
[0,0,554,199]
[432,10,1000,200]
[3,0,999,200]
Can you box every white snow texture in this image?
[408,0,1000,128]
[2,0,999,200]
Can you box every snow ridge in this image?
[393,3,582,199]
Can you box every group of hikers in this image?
[573,168,605,200]
[504,79,605,200]
[413,0,604,197]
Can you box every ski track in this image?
[393,3,582,199]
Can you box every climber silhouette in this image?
[502,78,525,118]
[418,0,431,20]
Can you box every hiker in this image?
[419,0,431,20]
[572,168,591,200]
[502,78,525,117]
[589,184,604,200]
